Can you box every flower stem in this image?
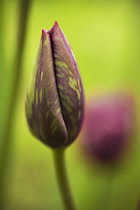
[53,148,77,210]
[97,168,116,210]
[0,0,32,208]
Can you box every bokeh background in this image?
[1,0,140,209]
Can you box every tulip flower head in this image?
[83,93,135,163]
[25,22,84,148]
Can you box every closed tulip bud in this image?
[82,93,135,163]
[25,22,84,148]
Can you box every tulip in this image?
[82,93,135,163]
[25,21,84,148]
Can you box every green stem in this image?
[53,148,77,210]
[0,0,32,208]
[97,168,116,210]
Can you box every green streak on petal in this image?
[59,92,74,107]
[76,89,80,100]
[58,85,63,90]
[57,74,64,78]
[68,77,77,90]
[61,100,72,113]
[50,118,57,129]
[68,77,80,100]
[41,71,43,81]
[68,69,73,77]
[55,60,68,68]
[55,99,58,104]
[54,53,60,59]
[77,79,81,91]
[56,108,60,114]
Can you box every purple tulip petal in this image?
[50,22,84,144]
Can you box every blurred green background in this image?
[1,0,140,209]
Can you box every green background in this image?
[1,0,140,209]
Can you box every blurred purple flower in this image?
[25,22,84,148]
[82,93,135,163]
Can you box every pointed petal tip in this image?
[42,29,47,36]
[42,29,47,34]
[41,29,50,42]
[54,21,59,26]
[51,21,60,33]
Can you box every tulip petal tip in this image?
[41,29,48,38]
[54,21,58,26]
[51,21,60,34]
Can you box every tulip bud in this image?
[25,22,84,148]
[82,93,135,163]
